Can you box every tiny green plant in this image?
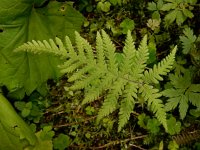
[166,116,181,135]
[162,69,200,119]
[148,0,197,26]
[147,0,164,20]
[16,30,177,132]
[161,0,196,26]
[180,27,200,70]
[53,133,71,150]
[97,0,111,12]
[120,18,135,34]
[180,27,198,54]
[14,93,49,123]
[137,113,161,135]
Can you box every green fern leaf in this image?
[68,66,94,81]
[97,78,128,122]
[139,84,167,130]
[143,46,177,84]
[120,30,136,73]
[82,74,113,104]
[75,31,95,63]
[64,36,77,58]
[118,97,135,132]
[118,83,137,132]
[15,38,67,58]
[101,30,118,74]
[17,30,177,131]
[96,32,106,69]
[70,73,100,90]
[75,32,86,59]
[133,35,149,72]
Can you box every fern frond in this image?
[97,93,118,123]
[70,72,101,90]
[143,46,177,84]
[118,97,135,132]
[75,31,95,64]
[120,31,136,73]
[16,30,177,132]
[62,32,100,90]
[97,78,127,122]
[68,65,94,81]
[64,36,77,58]
[118,83,137,132]
[134,35,149,69]
[82,73,114,105]
[116,32,139,131]
[130,35,149,78]
[59,59,78,73]
[96,32,107,69]
[15,38,67,57]
[101,30,118,74]
[139,84,167,130]
[65,32,97,78]
[75,31,86,59]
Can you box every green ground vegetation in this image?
[0,0,200,149]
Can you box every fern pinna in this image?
[15,30,177,131]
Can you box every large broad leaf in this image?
[0,0,84,97]
[0,93,37,150]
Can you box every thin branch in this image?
[129,144,147,150]
[69,135,147,149]
[88,135,147,149]
[53,116,97,128]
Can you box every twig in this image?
[69,135,147,149]
[88,135,147,149]
[53,116,97,128]
[129,144,147,150]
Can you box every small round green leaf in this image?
[53,134,71,150]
